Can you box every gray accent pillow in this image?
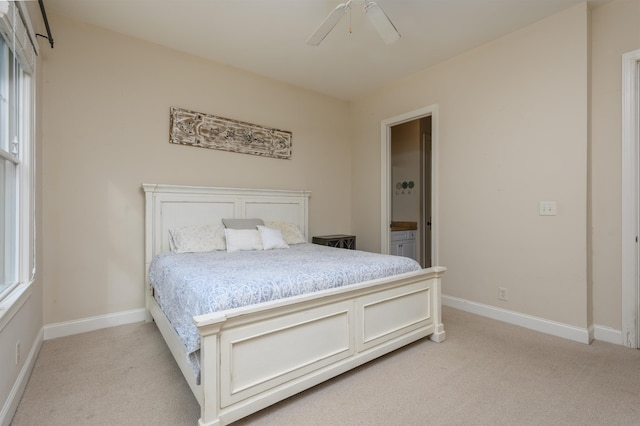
[222,218,265,230]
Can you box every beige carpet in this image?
[11,307,640,425]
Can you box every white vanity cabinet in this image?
[390,230,416,260]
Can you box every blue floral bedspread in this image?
[149,243,421,359]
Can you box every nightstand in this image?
[312,234,356,250]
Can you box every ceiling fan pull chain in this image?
[349,6,352,34]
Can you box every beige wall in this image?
[40,15,352,324]
[35,0,640,332]
[591,0,640,329]
[352,4,590,327]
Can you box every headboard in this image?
[143,183,311,271]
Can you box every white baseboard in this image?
[0,327,43,426]
[44,308,147,340]
[443,295,595,344]
[41,299,627,346]
[593,324,623,345]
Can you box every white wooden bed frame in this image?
[143,183,446,426]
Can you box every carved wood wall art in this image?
[169,107,292,159]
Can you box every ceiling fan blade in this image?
[364,1,401,44]
[306,2,350,46]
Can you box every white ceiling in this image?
[45,0,609,101]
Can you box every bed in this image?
[143,183,446,426]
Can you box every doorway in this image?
[389,117,432,266]
[380,105,438,267]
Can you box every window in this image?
[0,1,36,299]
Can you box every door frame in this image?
[380,104,439,265]
[621,49,640,349]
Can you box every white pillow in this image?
[169,224,226,253]
[264,221,307,245]
[225,229,263,252]
[258,226,289,250]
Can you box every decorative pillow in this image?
[264,221,307,245]
[168,224,226,253]
[224,228,263,252]
[222,218,265,230]
[257,226,289,250]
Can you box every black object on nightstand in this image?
[312,234,356,250]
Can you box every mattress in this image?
[149,243,422,377]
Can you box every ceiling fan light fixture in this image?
[364,1,401,44]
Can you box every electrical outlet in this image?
[499,287,509,301]
[15,341,20,365]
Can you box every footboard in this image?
[193,266,446,426]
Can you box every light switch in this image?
[539,201,557,216]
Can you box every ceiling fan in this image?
[306,0,401,46]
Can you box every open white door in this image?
[621,49,640,349]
